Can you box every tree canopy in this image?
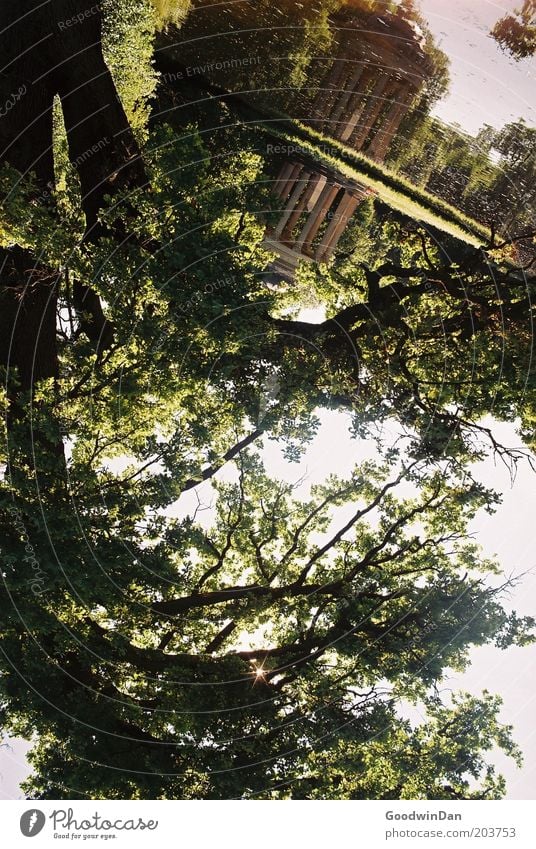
[491,0,536,60]
[0,0,534,800]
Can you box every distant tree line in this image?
[388,116,536,260]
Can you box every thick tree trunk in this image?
[0,1,56,185]
[0,249,59,390]
[51,1,148,346]
[1,0,150,385]
[48,1,147,235]
[1,2,58,393]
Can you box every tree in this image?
[480,120,536,242]
[2,444,532,798]
[158,0,341,110]
[293,692,521,799]
[491,0,536,60]
[494,119,536,168]
[151,0,191,29]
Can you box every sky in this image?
[418,0,536,135]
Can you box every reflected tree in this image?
[491,0,536,60]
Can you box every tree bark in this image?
[1,1,150,388]
[1,2,58,393]
[48,1,147,235]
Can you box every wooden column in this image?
[278,162,304,202]
[274,168,308,239]
[341,67,376,145]
[340,80,370,139]
[273,161,295,197]
[341,73,391,145]
[314,52,350,128]
[351,80,401,148]
[280,171,322,244]
[329,63,366,137]
[294,181,340,255]
[367,83,417,161]
[315,190,363,262]
[307,174,327,209]
[351,73,395,150]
